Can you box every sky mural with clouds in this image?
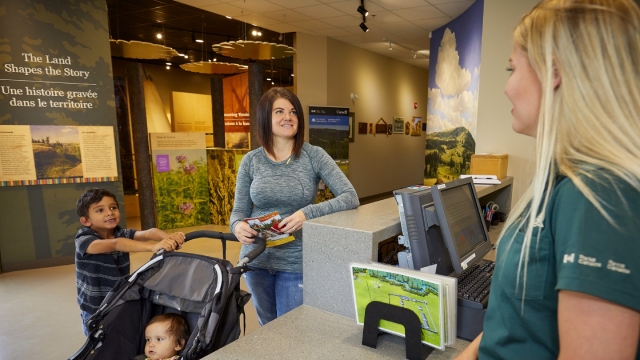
[424,0,484,184]
[427,0,484,137]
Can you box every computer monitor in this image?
[393,177,492,275]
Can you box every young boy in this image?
[75,188,185,336]
[144,313,190,360]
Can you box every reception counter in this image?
[203,177,513,359]
[203,305,468,359]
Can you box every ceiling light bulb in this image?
[166,65,170,69]
[271,81,274,85]
[195,39,203,43]
[357,5,368,16]
[252,30,257,36]
[267,78,271,81]
[178,53,184,57]
[291,74,294,77]
[359,22,369,33]
[225,16,232,19]
[156,33,162,39]
[213,58,216,61]
[166,62,171,65]
[257,31,262,36]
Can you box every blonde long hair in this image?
[502,0,640,301]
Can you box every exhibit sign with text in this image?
[0,0,124,269]
[223,72,250,149]
[150,132,210,229]
[0,125,118,186]
[308,106,350,176]
[0,2,122,182]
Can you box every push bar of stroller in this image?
[177,230,266,267]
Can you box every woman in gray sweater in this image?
[230,87,359,326]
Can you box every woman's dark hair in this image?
[256,87,305,159]
[76,188,119,218]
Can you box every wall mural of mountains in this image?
[425,127,475,185]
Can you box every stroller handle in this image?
[168,230,266,267]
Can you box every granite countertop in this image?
[202,305,469,360]
[305,197,401,234]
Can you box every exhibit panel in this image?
[0,0,123,272]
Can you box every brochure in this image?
[350,262,457,350]
[244,211,295,248]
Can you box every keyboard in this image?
[455,259,495,310]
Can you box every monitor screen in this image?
[394,177,491,275]
[437,184,487,259]
[431,178,492,274]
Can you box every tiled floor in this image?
[0,220,259,359]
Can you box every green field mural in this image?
[352,267,442,348]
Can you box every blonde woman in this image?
[457,0,640,359]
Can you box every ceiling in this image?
[105,0,475,76]
[175,0,476,69]
[106,0,295,85]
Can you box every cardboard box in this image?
[470,154,508,179]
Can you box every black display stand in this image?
[362,301,434,360]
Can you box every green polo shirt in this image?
[479,175,640,359]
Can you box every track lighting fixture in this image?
[358,1,369,33]
[357,0,368,16]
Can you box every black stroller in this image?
[69,231,265,360]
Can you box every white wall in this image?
[294,33,328,142]
[294,33,429,198]
[326,38,428,198]
[476,0,540,203]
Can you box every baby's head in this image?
[144,313,190,360]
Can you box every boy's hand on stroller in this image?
[167,232,185,250]
[234,222,258,245]
[153,238,178,253]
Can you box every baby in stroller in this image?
[144,314,190,360]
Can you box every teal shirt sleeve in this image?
[552,177,640,312]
